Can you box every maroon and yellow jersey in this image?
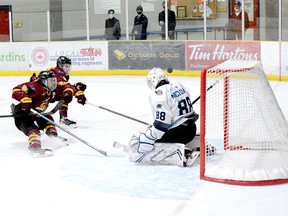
[49,66,77,98]
[49,66,70,83]
[12,81,54,113]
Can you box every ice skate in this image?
[28,147,53,158]
[59,117,77,128]
[183,149,200,167]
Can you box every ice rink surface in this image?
[1,75,288,216]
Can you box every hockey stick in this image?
[0,100,64,118]
[86,101,150,126]
[88,80,219,126]
[191,80,219,105]
[30,109,123,156]
[42,100,64,115]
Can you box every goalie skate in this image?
[183,151,200,167]
[29,148,53,158]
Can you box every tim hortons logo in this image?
[188,44,259,61]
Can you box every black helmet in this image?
[38,71,57,91]
[136,5,143,12]
[57,56,71,67]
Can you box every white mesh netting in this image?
[202,60,288,183]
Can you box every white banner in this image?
[0,43,29,70]
[29,41,109,70]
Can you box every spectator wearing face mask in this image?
[158,1,176,40]
[105,9,121,40]
[131,5,148,40]
[226,1,249,40]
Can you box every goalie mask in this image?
[38,71,57,91]
[57,56,72,75]
[146,67,168,90]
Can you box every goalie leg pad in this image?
[129,142,197,167]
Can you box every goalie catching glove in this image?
[129,126,165,154]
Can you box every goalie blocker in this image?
[128,142,200,167]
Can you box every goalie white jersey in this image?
[149,80,195,131]
[128,68,198,166]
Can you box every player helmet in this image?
[146,67,168,90]
[38,71,57,91]
[57,56,71,75]
[57,56,71,67]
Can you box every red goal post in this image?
[200,60,288,186]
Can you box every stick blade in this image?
[105,146,125,156]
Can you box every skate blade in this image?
[59,122,77,129]
[31,149,53,158]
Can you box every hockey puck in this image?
[167,68,173,73]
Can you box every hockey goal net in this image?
[200,60,288,185]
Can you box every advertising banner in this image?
[29,41,109,71]
[108,41,185,70]
[0,43,29,70]
[186,41,261,71]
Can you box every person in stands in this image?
[131,5,148,40]
[105,9,121,40]
[158,1,176,40]
[226,1,249,40]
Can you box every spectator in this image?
[131,5,148,40]
[105,9,121,40]
[158,1,176,40]
[226,1,249,40]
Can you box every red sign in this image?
[0,6,10,42]
[185,41,261,71]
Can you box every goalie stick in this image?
[86,80,219,126]
[30,109,123,156]
[86,101,150,125]
[0,100,64,118]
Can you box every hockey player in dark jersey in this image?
[12,71,58,157]
[49,56,87,128]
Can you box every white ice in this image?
[1,75,288,216]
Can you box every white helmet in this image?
[146,67,168,90]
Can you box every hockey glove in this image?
[20,97,32,112]
[74,82,87,91]
[75,91,86,105]
[63,91,73,103]
[30,73,37,82]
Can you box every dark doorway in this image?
[0,5,12,42]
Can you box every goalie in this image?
[129,67,199,167]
